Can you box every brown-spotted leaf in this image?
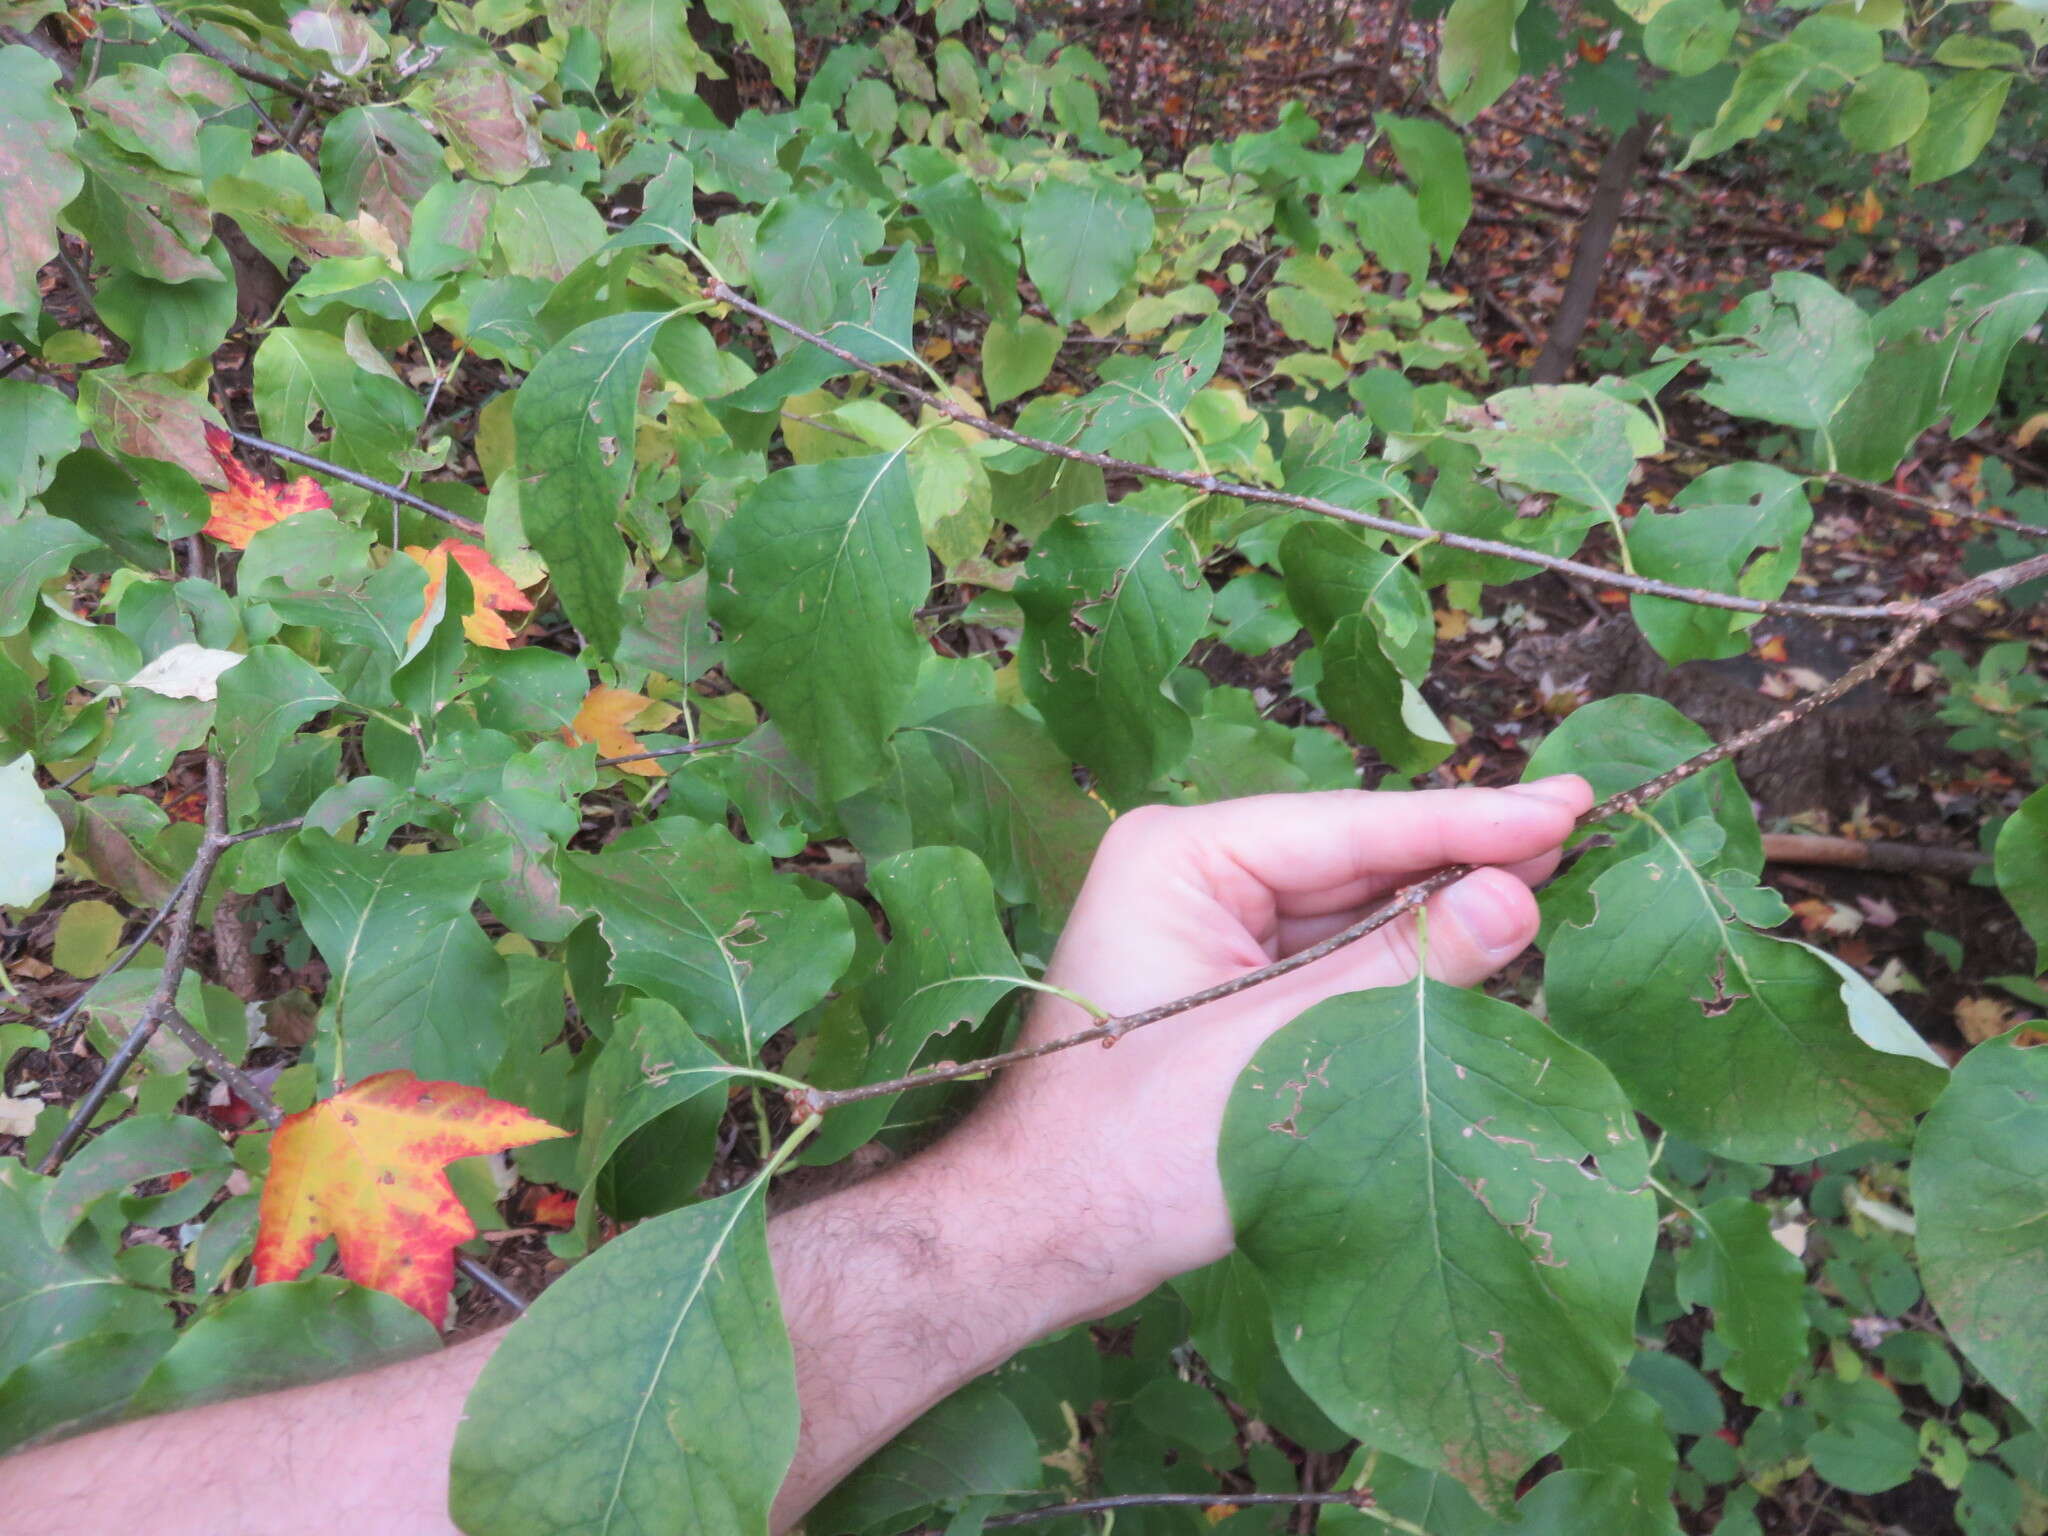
[80,371,224,488]
[253,1072,566,1325]
[202,425,333,547]
[82,64,203,177]
[410,55,544,185]
[0,49,85,321]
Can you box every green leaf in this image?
[514,310,674,656]
[576,998,742,1202]
[1456,384,1646,534]
[127,1277,439,1417]
[703,0,797,97]
[1545,816,1944,1163]
[1840,63,1930,153]
[254,328,423,485]
[876,705,1110,920]
[908,174,1020,323]
[279,830,511,1085]
[1021,173,1153,327]
[0,515,100,636]
[1559,1386,1680,1536]
[1377,115,1472,255]
[1682,22,1883,164]
[1908,69,2013,186]
[96,266,237,375]
[320,104,446,245]
[1828,247,2048,480]
[709,453,928,801]
[492,181,608,283]
[811,1379,1042,1536]
[1281,521,1433,681]
[0,1331,174,1455]
[0,47,83,322]
[1223,980,1655,1512]
[811,847,1019,1160]
[1695,272,1873,436]
[1311,616,1454,776]
[82,63,202,177]
[213,645,346,827]
[0,1164,166,1382]
[409,53,543,183]
[752,194,887,345]
[1628,462,1811,663]
[47,1114,232,1243]
[1645,0,1739,76]
[1919,1031,2048,1431]
[605,0,715,96]
[559,815,853,1061]
[1348,184,1431,279]
[1439,0,1526,121]
[1675,1198,1807,1406]
[0,379,82,517]
[450,1186,795,1536]
[1016,498,1209,803]
[1996,785,2048,970]
[983,315,1062,406]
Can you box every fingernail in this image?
[1444,877,1528,954]
[1503,775,1582,807]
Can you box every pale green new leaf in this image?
[1840,63,1929,153]
[450,1187,795,1536]
[1377,115,1472,255]
[559,815,853,1062]
[514,311,673,656]
[0,756,63,908]
[1456,384,1647,536]
[279,830,511,1085]
[1015,498,1209,803]
[1675,1199,1808,1406]
[709,453,927,801]
[1223,981,1655,1512]
[1021,174,1153,326]
[1645,0,1738,76]
[1918,1034,2048,1430]
[1438,0,1525,121]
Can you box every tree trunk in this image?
[1530,112,1655,385]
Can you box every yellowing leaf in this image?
[252,1071,566,1325]
[1851,187,1883,234]
[201,425,332,548]
[565,684,679,776]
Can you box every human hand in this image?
[951,777,1594,1313]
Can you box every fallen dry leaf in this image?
[252,1071,567,1325]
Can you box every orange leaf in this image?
[1816,204,1848,231]
[252,1071,567,1325]
[566,684,673,776]
[402,541,524,650]
[201,426,332,549]
[1851,187,1883,235]
[527,1187,577,1228]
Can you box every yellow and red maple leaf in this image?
[251,1070,567,1325]
[402,539,532,650]
[564,684,679,777]
[201,425,333,548]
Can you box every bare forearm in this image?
[1,1119,1146,1535]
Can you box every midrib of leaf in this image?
[599,1185,761,1534]
[1055,186,1107,321]
[326,861,406,1050]
[644,863,756,1059]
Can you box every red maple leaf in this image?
[201,426,332,548]
[252,1072,567,1325]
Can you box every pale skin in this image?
[5,776,1593,1534]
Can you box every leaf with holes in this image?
[252,1071,565,1325]
[1222,979,1655,1512]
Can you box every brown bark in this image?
[1530,112,1656,385]
[1761,834,1990,881]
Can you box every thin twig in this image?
[705,281,1912,625]
[595,738,744,767]
[903,1491,1406,1535]
[152,10,324,105]
[38,759,232,1173]
[223,428,486,538]
[790,545,2048,1118]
